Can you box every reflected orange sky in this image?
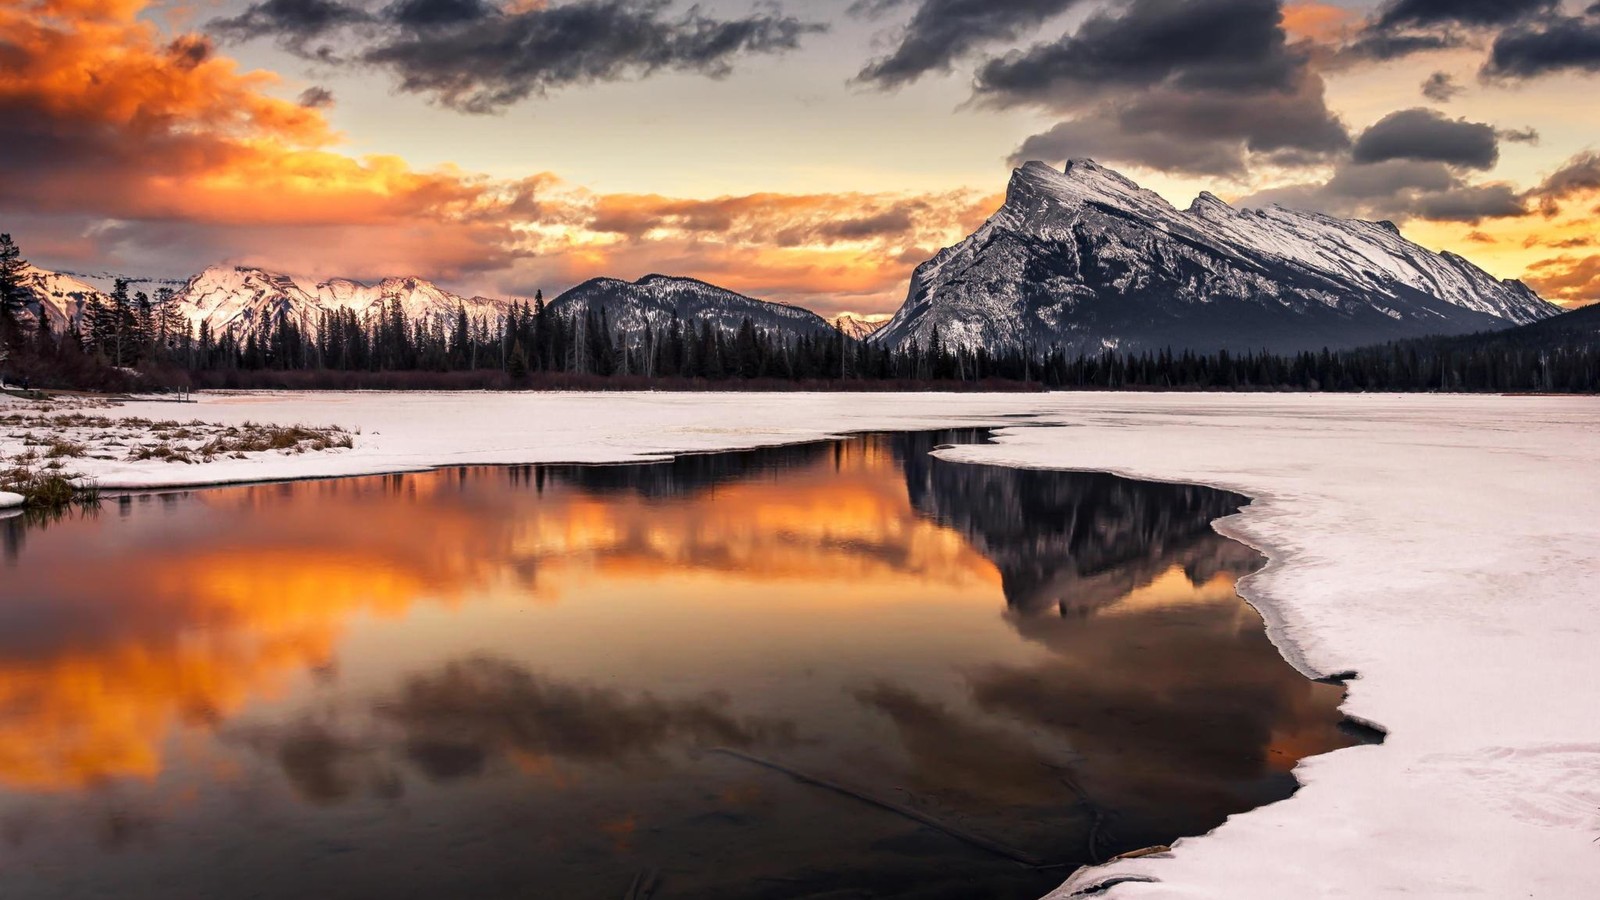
[0,438,999,791]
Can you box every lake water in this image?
[0,432,1365,899]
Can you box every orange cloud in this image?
[1,0,1000,313]
[511,188,1001,312]
[1281,1,1356,42]
[0,0,531,277]
[1524,255,1600,308]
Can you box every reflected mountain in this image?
[529,439,834,498]
[896,430,1256,615]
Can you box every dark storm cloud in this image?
[1336,29,1463,62]
[1351,108,1500,170]
[1242,159,1528,224]
[1374,0,1557,29]
[975,0,1303,103]
[384,0,496,28]
[1420,71,1463,101]
[211,0,825,113]
[1010,118,1247,176]
[1411,183,1526,221]
[1335,0,1560,65]
[297,85,336,108]
[1005,79,1350,177]
[210,0,374,54]
[1526,151,1600,215]
[1482,14,1600,79]
[853,0,1087,89]
[364,0,822,113]
[977,0,1348,178]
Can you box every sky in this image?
[3,0,1599,317]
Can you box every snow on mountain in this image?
[174,266,511,338]
[830,314,885,341]
[13,265,108,332]
[11,262,515,341]
[547,274,837,343]
[872,159,1561,355]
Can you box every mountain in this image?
[15,264,513,340]
[872,159,1561,355]
[547,274,836,344]
[177,266,510,338]
[13,265,107,333]
[1447,301,1600,349]
[830,313,885,341]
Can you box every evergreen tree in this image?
[0,234,26,319]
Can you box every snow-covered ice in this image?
[0,491,23,509]
[3,390,1598,898]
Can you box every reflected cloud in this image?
[851,681,1074,810]
[379,658,798,784]
[969,551,1355,817]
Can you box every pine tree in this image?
[0,234,25,317]
[0,234,28,358]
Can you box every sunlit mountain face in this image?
[0,434,1368,898]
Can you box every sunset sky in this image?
[4,0,1599,317]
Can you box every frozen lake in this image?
[0,430,1363,898]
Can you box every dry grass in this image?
[1,460,99,510]
[4,404,354,469]
[45,438,86,459]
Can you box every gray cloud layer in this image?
[1483,14,1600,79]
[975,0,1348,178]
[1351,107,1499,170]
[212,0,824,113]
[853,0,1087,88]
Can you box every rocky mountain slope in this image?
[829,314,885,341]
[13,265,105,333]
[871,159,1561,355]
[546,275,836,344]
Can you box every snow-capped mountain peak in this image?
[166,265,510,338]
[873,159,1560,355]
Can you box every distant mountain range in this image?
[15,266,843,348]
[13,159,1574,356]
[16,264,511,340]
[870,159,1560,355]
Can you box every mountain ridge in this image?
[545,274,837,345]
[870,159,1559,355]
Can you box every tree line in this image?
[2,233,1596,393]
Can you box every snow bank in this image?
[7,390,1600,898]
[0,491,22,509]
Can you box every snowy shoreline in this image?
[4,390,1599,898]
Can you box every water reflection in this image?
[0,433,1365,899]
